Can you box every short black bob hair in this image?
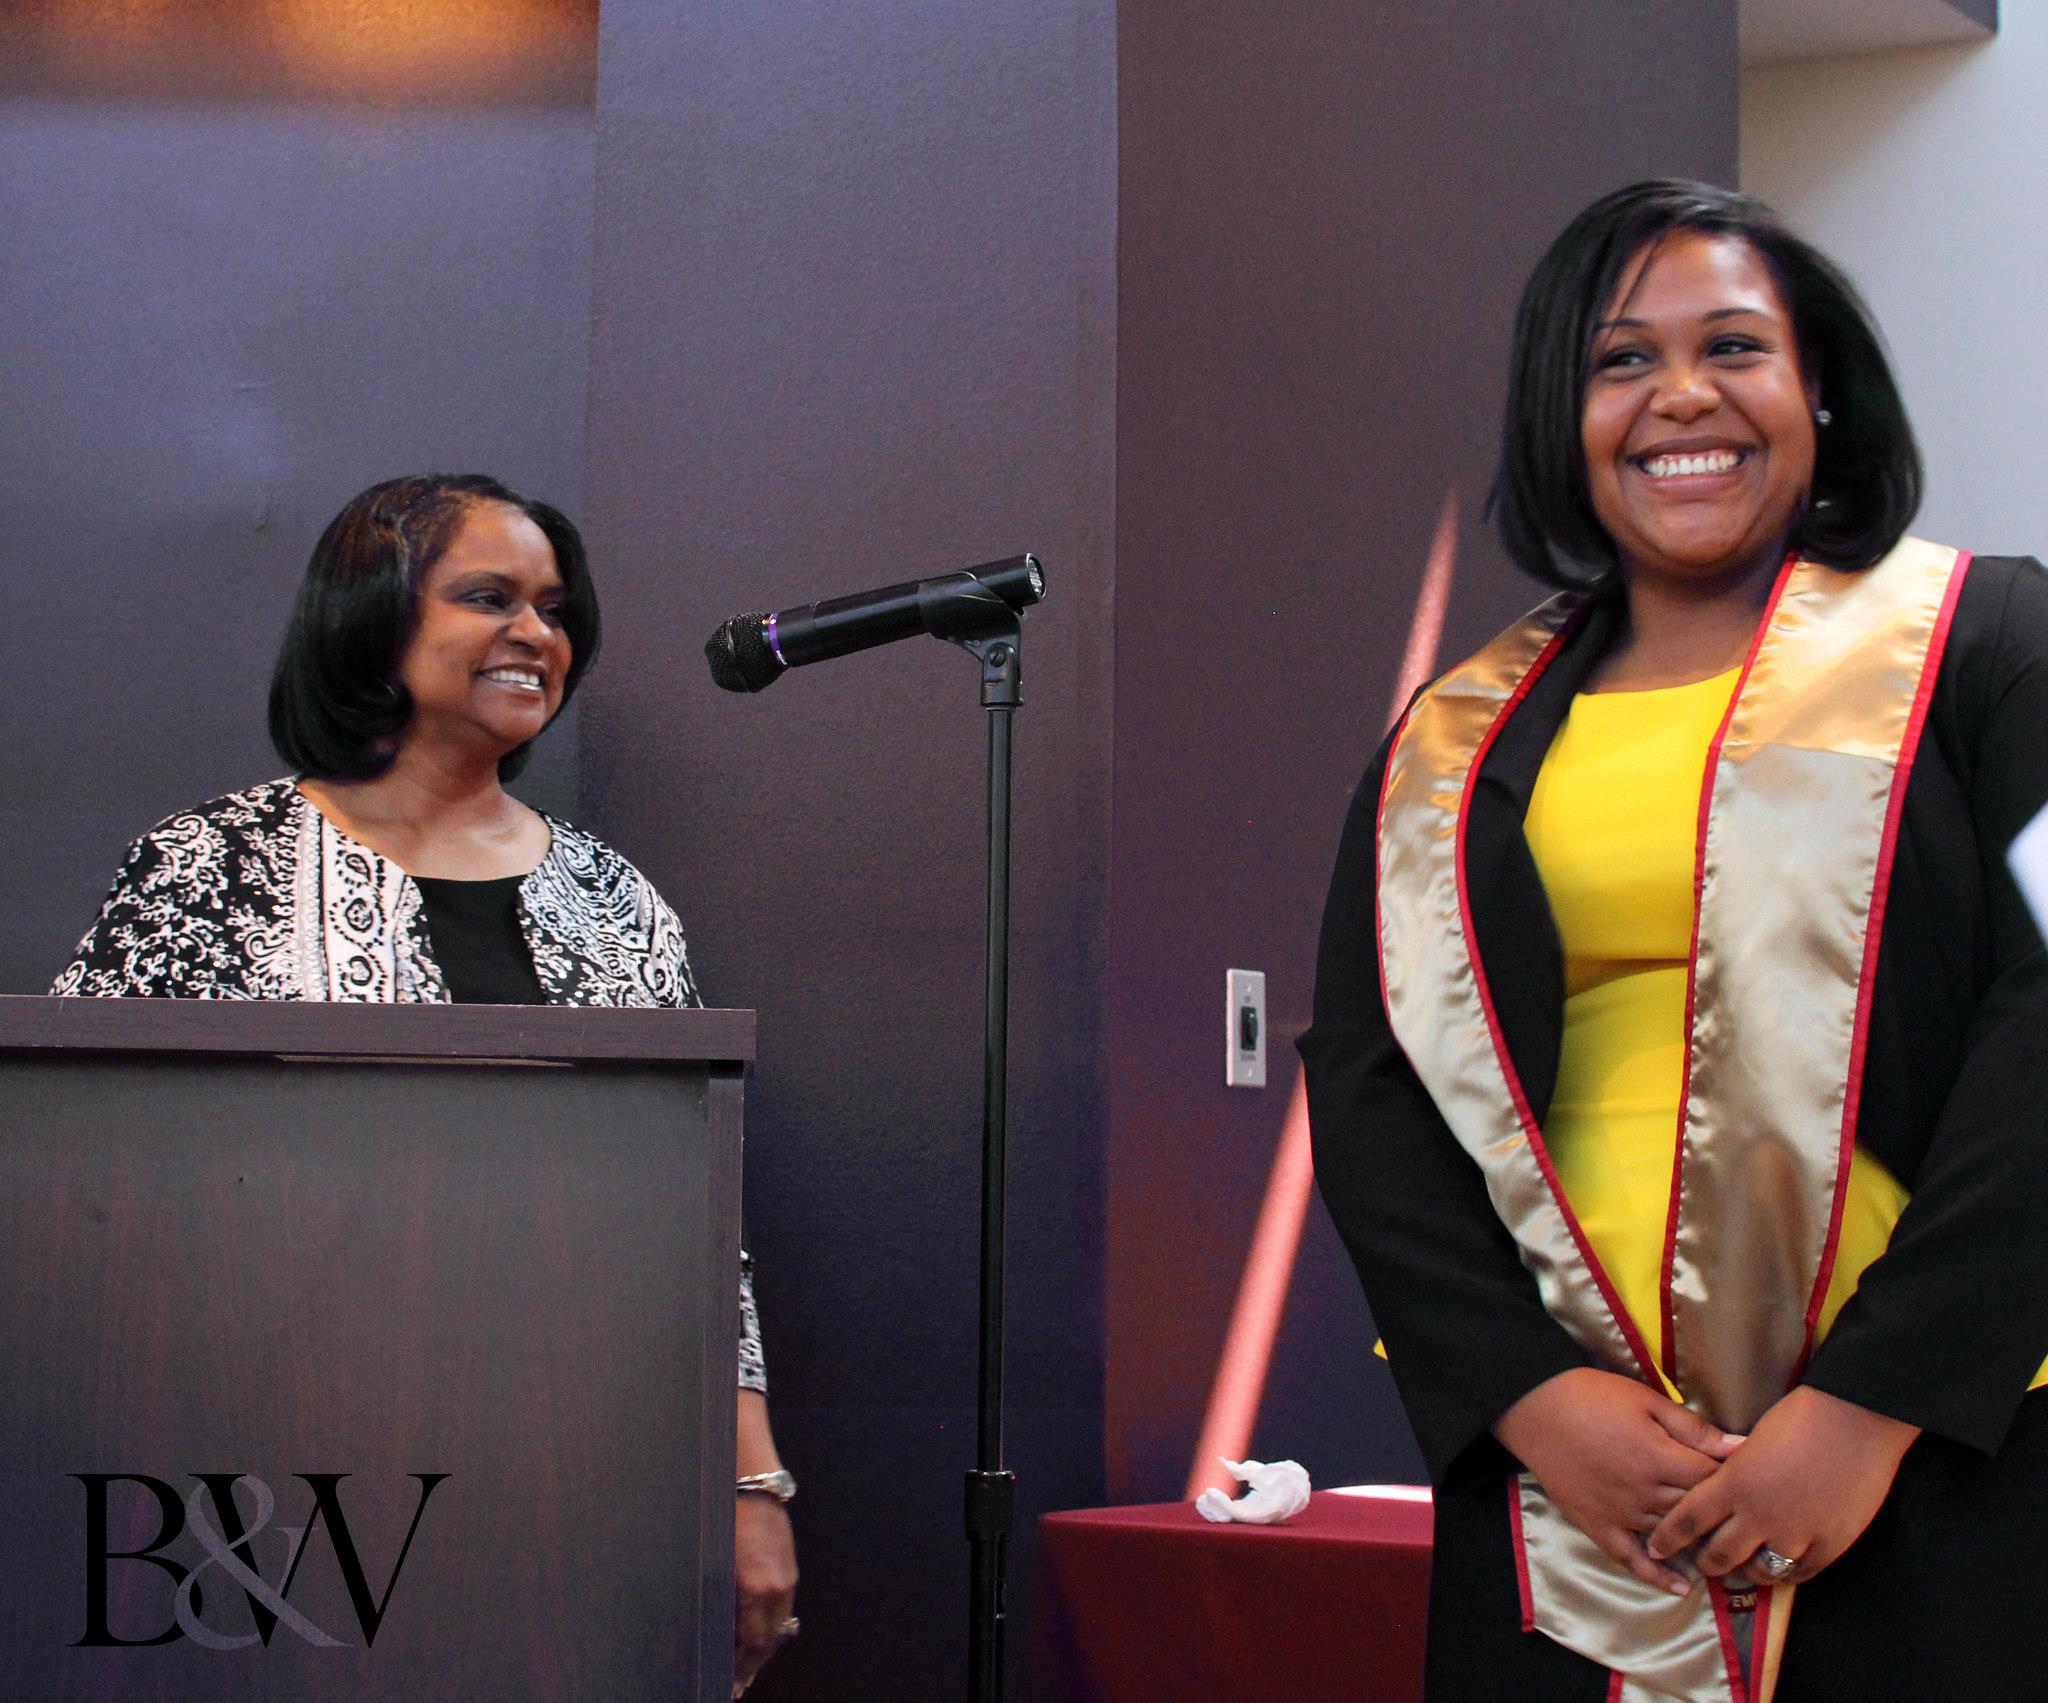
[269,472,600,783]
[1489,179,1921,591]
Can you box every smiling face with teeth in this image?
[397,498,571,764]
[1580,230,1818,596]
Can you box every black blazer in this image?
[1301,553,2048,1485]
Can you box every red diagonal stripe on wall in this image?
[1185,491,1457,1499]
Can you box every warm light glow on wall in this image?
[2,0,598,105]
[47,0,176,51]
[269,0,587,97]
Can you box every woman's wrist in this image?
[1493,1366,1599,1459]
[1787,1383,1920,1461]
[736,1386,786,1479]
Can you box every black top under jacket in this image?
[1300,554,2048,1487]
[413,875,548,1005]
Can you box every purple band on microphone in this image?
[766,613,787,666]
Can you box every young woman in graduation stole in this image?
[1303,181,2048,1703]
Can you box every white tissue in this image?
[1193,1456,1312,1524]
[2010,800,2048,946]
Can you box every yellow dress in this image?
[1523,667,2048,1397]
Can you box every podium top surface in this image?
[0,993,754,1064]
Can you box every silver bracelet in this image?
[736,1468,797,1503]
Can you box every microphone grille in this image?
[704,615,785,693]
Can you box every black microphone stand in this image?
[919,575,1026,1703]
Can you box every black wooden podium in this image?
[0,994,751,1702]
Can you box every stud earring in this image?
[1814,407,1833,427]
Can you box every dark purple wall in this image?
[1105,0,1739,1501]
[0,11,597,996]
[576,3,1115,1697]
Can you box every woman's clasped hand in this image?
[1494,1369,1744,1598]
[1499,1371,1923,1597]
[1644,1385,1920,1592]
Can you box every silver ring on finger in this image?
[1755,1546,1798,1582]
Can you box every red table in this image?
[1041,1490,1432,1702]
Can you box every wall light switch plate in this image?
[1226,968,1266,1088]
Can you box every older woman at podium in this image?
[53,471,800,1694]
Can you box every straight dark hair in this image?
[1489,179,1922,590]
[268,473,601,782]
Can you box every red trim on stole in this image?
[1657,555,1799,1386]
[1797,549,1974,1357]
[1752,1586,1776,1702]
[1708,1581,1750,1703]
[1605,1669,1627,1702]
[1506,1471,1537,1633]
[1450,610,1663,1384]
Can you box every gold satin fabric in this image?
[1375,540,1966,1702]
[1376,592,1656,1382]
[1668,540,1961,1428]
[1524,671,2014,1392]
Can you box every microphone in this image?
[704,554,1045,693]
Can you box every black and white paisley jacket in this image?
[53,776,766,1392]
